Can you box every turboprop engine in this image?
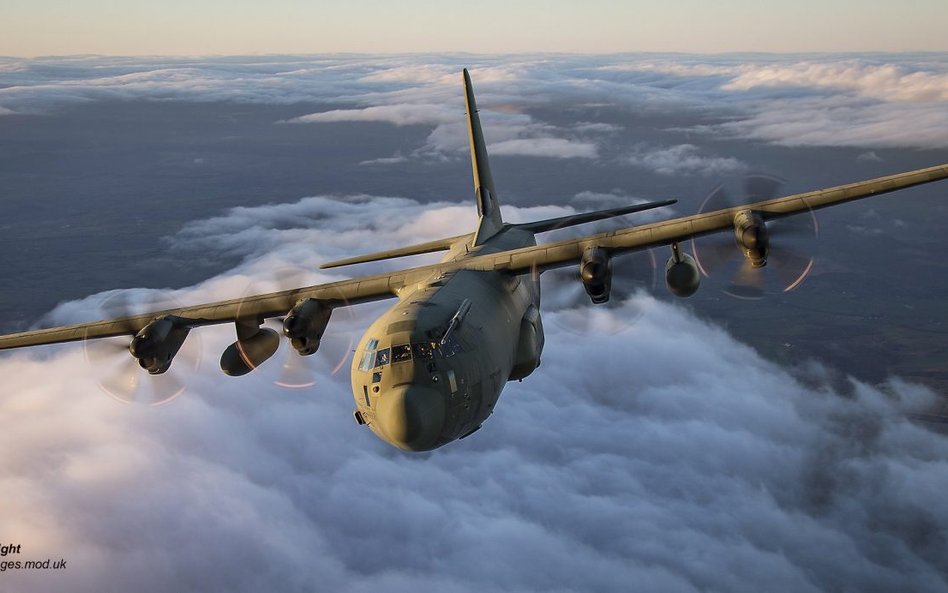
[282,298,333,355]
[733,210,768,267]
[129,316,192,374]
[218,298,336,377]
[580,246,612,304]
[665,243,700,298]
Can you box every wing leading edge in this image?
[1,164,946,352]
[458,161,948,275]
[0,267,426,350]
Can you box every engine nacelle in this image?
[580,246,612,304]
[129,316,190,374]
[665,246,700,298]
[283,298,333,355]
[220,327,280,376]
[509,305,545,381]
[733,210,768,267]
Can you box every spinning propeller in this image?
[691,174,819,300]
[542,248,658,336]
[235,267,354,389]
[83,291,202,406]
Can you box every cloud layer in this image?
[2,196,947,593]
[3,54,947,154]
[626,143,745,175]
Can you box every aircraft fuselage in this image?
[350,227,544,450]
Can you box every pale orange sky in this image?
[3,0,948,56]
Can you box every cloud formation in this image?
[715,97,948,149]
[490,137,598,159]
[720,61,948,103]
[4,54,947,150]
[2,196,946,593]
[626,144,745,176]
[284,103,458,127]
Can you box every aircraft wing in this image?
[457,162,948,274]
[0,267,433,350]
[1,162,946,352]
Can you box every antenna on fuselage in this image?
[440,299,472,346]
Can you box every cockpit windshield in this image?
[358,339,380,371]
[392,344,412,363]
[412,342,434,360]
[358,339,444,370]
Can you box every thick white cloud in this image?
[358,64,457,85]
[721,61,948,103]
[284,103,459,127]
[604,57,948,149]
[615,59,948,102]
[358,154,409,166]
[1,196,946,593]
[490,137,598,159]
[3,54,947,148]
[626,144,745,176]
[287,99,600,161]
[715,96,948,149]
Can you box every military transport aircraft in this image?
[1,69,947,451]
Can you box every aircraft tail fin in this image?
[463,68,504,246]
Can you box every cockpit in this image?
[353,333,465,451]
[356,335,463,372]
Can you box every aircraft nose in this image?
[375,385,445,451]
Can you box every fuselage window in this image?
[375,348,391,367]
[392,344,412,363]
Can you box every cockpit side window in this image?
[412,342,434,360]
[375,348,391,367]
[392,344,412,363]
[358,338,379,371]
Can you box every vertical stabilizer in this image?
[463,69,504,245]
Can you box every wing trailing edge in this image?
[319,233,473,269]
[512,199,677,233]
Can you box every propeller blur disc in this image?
[82,290,201,406]
[691,174,818,299]
[542,248,657,336]
[237,268,355,390]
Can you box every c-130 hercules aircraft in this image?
[1,69,947,451]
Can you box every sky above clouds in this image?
[3,0,948,56]
[1,53,948,592]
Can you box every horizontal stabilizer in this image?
[319,233,472,269]
[513,199,677,234]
